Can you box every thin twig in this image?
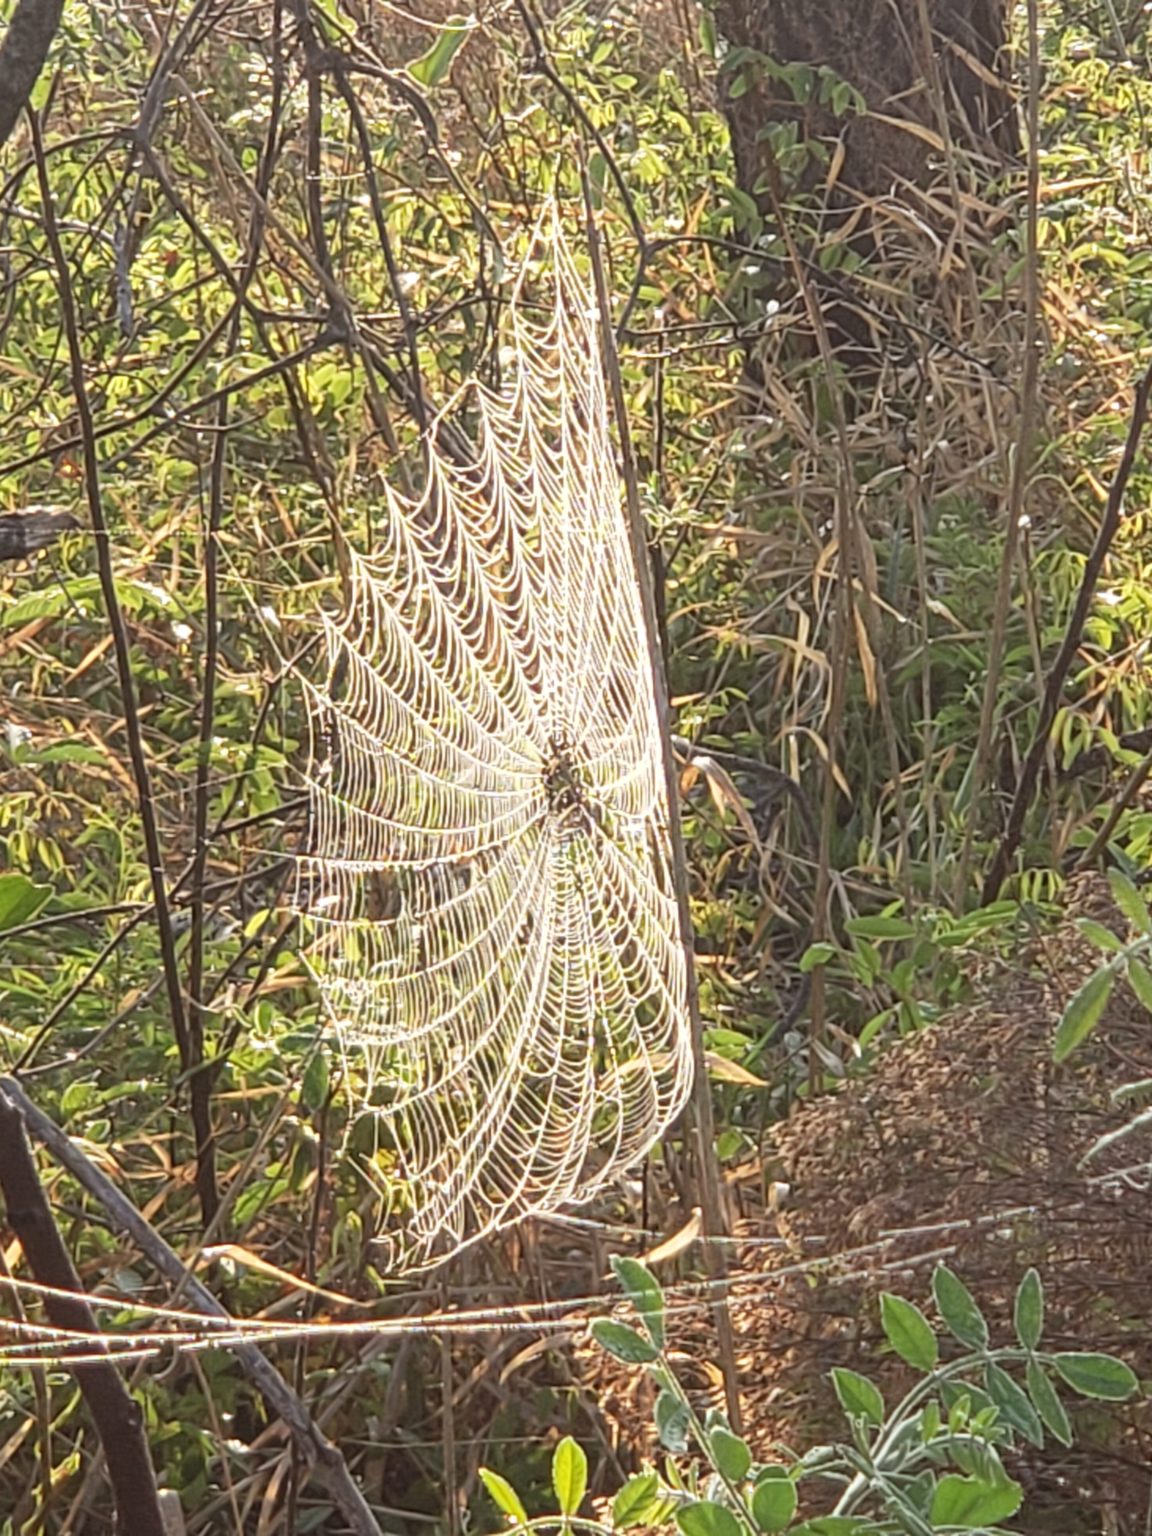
[185,8,288,1227]
[955,0,1041,906]
[583,167,742,1432]
[756,147,913,1041]
[30,107,193,1093]
[1073,746,1152,873]
[983,359,1152,901]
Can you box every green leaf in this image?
[944,1387,971,1432]
[1026,1359,1072,1447]
[941,1380,993,1421]
[751,1477,797,1533]
[799,941,838,973]
[1077,917,1124,952]
[1053,967,1114,1062]
[932,1266,988,1349]
[613,1473,662,1529]
[407,20,469,87]
[654,1388,691,1456]
[675,1500,743,1536]
[23,743,107,766]
[2,574,179,629]
[591,1319,659,1364]
[1014,1268,1043,1350]
[479,1469,528,1526]
[655,1388,691,1453]
[902,1470,937,1516]
[1053,1352,1139,1400]
[0,873,53,931]
[929,1473,1022,1528]
[1,578,95,627]
[844,915,916,941]
[300,1050,330,1113]
[880,1292,938,1372]
[950,1435,1008,1488]
[231,1173,290,1228]
[1108,869,1152,934]
[552,1437,587,1517]
[1127,956,1152,1013]
[60,1079,96,1118]
[985,1362,1044,1446]
[611,1256,665,1349]
[831,1367,884,1427]
[708,1425,751,1482]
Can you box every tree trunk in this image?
[715,0,1019,367]
[716,0,1018,206]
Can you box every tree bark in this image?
[0,505,77,562]
[0,0,63,150]
[0,1086,168,1536]
[715,0,1019,368]
[716,0,1018,208]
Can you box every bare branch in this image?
[1,1075,385,1536]
[0,0,62,151]
[0,1085,167,1536]
[0,504,76,561]
[983,358,1152,902]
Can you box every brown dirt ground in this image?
[576,874,1152,1532]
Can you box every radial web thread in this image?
[296,214,693,1269]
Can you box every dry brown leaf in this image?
[853,603,879,709]
[695,755,762,848]
[866,111,947,151]
[640,1208,703,1266]
[945,38,1014,92]
[199,1244,369,1308]
[705,1051,768,1088]
[824,137,847,193]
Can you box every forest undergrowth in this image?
[1,0,1152,1530]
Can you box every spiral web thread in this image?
[296,211,693,1270]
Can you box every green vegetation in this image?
[483,1257,1138,1536]
[1,0,1151,1530]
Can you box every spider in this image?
[542,736,585,819]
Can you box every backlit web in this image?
[296,211,692,1269]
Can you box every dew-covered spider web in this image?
[295,210,693,1270]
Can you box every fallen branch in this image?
[982,359,1152,903]
[0,1084,167,1536]
[0,1075,383,1536]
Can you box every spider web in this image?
[296,211,692,1269]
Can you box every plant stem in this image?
[29,110,194,1108]
[2,1075,384,1536]
[983,358,1152,901]
[0,1086,167,1536]
[584,166,742,1431]
[955,0,1042,907]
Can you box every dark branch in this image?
[0,504,76,562]
[0,1075,384,1536]
[0,0,62,151]
[0,1085,167,1536]
[982,359,1152,903]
